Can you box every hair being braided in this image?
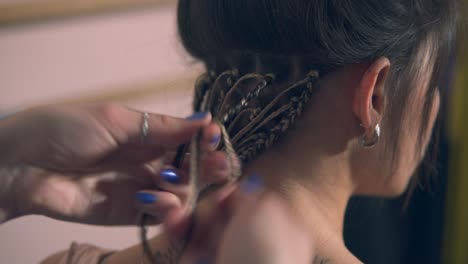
[140,67,319,263]
[204,69,319,165]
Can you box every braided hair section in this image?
[139,68,320,263]
[195,70,320,165]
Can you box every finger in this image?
[67,151,179,173]
[133,111,212,150]
[180,151,231,185]
[103,157,174,185]
[201,152,231,185]
[95,104,211,154]
[200,123,221,152]
[152,167,192,203]
[138,152,178,173]
[137,154,227,205]
[153,164,229,207]
[91,147,166,170]
[164,182,238,242]
[166,181,240,264]
[135,190,182,221]
[163,207,190,239]
[180,184,239,264]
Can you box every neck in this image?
[244,140,355,253]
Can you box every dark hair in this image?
[177,0,457,168]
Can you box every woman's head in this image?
[177,0,457,196]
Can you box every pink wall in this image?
[0,5,199,112]
[0,6,200,263]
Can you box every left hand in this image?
[0,104,228,225]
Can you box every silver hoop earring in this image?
[361,124,380,148]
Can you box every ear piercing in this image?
[360,123,380,148]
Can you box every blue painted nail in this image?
[160,169,180,184]
[186,112,209,121]
[241,174,263,193]
[136,192,157,204]
[211,134,221,148]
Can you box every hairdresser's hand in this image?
[0,104,228,225]
[164,177,315,264]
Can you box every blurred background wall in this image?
[0,2,197,114]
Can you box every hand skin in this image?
[0,104,229,225]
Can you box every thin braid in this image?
[230,76,311,144]
[218,122,242,182]
[238,87,313,161]
[234,71,318,163]
[217,73,269,121]
[205,70,239,115]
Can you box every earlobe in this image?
[352,57,391,134]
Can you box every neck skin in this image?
[243,67,362,260]
[244,140,354,251]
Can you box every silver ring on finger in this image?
[140,112,150,145]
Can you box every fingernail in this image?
[160,169,180,184]
[211,134,221,148]
[186,112,209,121]
[241,174,263,193]
[136,192,157,204]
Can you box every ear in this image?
[352,57,390,133]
